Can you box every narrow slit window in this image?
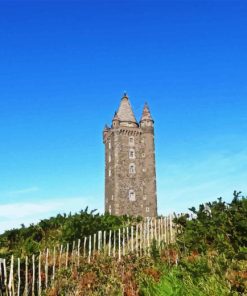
[129,149,135,159]
[129,137,134,145]
[129,190,136,201]
[129,163,136,174]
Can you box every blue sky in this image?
[0,0,246,233]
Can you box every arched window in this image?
[109,205,112,214]
[129,190,136,201]
[129,149,135,159]
[129,163,135,174]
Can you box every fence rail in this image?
[0,215,177,296]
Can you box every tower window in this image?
[129,163,136,174]
[129,149,135,159]
[146,207,150,213]
[143,195,147,200]
[109,169,111,177]
[109,155,111,162]
[129,190,136,201]
[109,142,111,149]
[129,136,134,145]
[109,205,112,214]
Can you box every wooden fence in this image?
[0,215,177,296]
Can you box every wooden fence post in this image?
[88,236,92,263]
[103,231,106,253]
[158,218,161,247]
[113,230,116,258]
[140,223,143,255]
[32,254,35,296]
[3,259,8,296]
[118,229,121,261]
[38,252,42,296]
[154,218,157,241]
[170,214,173,243]
[45,248,49,289]
[93,234,96,257]
[65,243,69,268]
[135,224,139,256]
[126,226,129,252]
[77,239,81,267]
[72,241,75,266]
[147,219,150,251]
[52,247,56,281]
[8,255,14,296]
[17,258,20,296]
[83,237,87,258]
[59,245,63,270]
[97,231,101,252]
[122,228,125,256]
[25,256,28,296]
[131,226,134,252]
[108,230,112,257]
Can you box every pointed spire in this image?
[112,111,119,121]
[140,102,153,121]
[116,93,137,123]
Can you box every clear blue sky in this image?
[0,0,246,233]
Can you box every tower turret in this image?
[140,103,154,129]
[112,111,120,128]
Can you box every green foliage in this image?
[0,208,137,258]
[175,191,247,259]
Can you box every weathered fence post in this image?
[25,256,28,296]
[131,226,134,252]
[83,237,87,258]
[8,255,14,296]
[45,248,49,289]
[93,234,96,257]
[17,258,21,296]
[65,243,69,268]
[108,230,112,257]
[118,229,121,261]
[140,223,143,255]
[126,226,129,252]
[38,252,42,296]
[136,224,139,256]
[113,230,116,258]
[52,247,56,281]
[122,228,125,256]
[77,239,81,267]
[103,231,106,254]
[32,254,35,296]
[88,235,92,263]
[59,245,63,270]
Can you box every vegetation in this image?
[0,208,139,258]
[1,191,247,295]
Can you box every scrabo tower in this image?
[103,93,157,217]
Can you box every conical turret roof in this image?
[140,103,153,121]
[116,93,137,123]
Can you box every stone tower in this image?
[103,94,157,217]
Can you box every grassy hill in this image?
[1,192,246,295]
